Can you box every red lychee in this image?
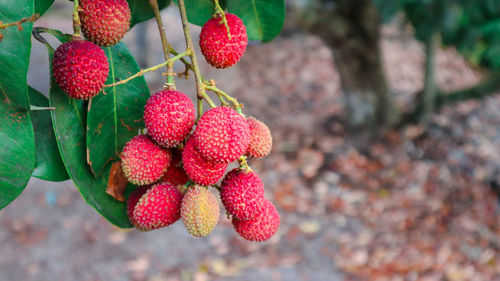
[199,13,248,68]
[161,148,189,186]
[220,168,265,220]
[52,40,109,100]
[79,0,131,47]
[144,89,196,148]
[246,117,272,158]
[194,106,250,164]
[181,185,220,237]
[129,182,183,231]
[126,185,150,226]
[232,200,280,242]
[182,137,227,186]
[120,135,171,186]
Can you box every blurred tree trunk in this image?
[308,0,396,136]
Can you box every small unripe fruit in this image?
[120,135,171,186]
[232,200,280,242]
[79,0,131,47]
[199,13,248,68]
[162,149,189,186]
[52,40,109,100]
[182,137,227,186]
[246,117,272,158]
[130,182,183,231]
[181,186,220,237]
[144,90,196,148]
[221,168,265,220]
[194,106,250,164]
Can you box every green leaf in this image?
[46,40,132,228]
[87,43,149,177]
[173,0,219,26]
[129,0,171,27]
[226,0,285,42]
[29,86,69,182]
[0,0,35,210]
[35,0,54,16]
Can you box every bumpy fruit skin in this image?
[199,13,248,68]
[232,200,280,242]
[221,168,265,220]
[52,40,109,100]
[194,107,250,164]
[127,185,150,226]
[79,0,131,47]
[120,135,171,186]
[162,149,189,186]
[246,117,272,158]
[182,137,227,185]
[130,182,183,231]
[181,186,220,237]
[144,90,196,148]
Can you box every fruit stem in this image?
[213,0,232,40]
[238,156,251,171]
[178,0,216,112]
[104,49,191,88]
[204,83,243,115]
[72,0,82,39]
[30,105,55,111]
[149,0,175,88]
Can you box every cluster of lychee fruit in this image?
[50,0,278,241]
[122,88,278,241]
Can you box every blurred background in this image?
[3,0,500,280]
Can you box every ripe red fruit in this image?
[232,200,280,242]
[182,137,227,186]
[144,90,196,148]
[129,182,183,231]
[199,13,248,68]
[194,106,250,164]
[162,149,189,186]
[246,117,272,158]
[220,168,265,220]
[181,186,220,237]
[120,135,171,186]
[79,0,131,47]
[52,40,109,100]
[126,185,150,226]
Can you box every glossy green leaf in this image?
[0,1,35,210]
[35,0,54,16]
[46,41,132,228]
[129,0,171,27]
[174,0,220,26]
[226,0,285,42]
[87,43,149,177]
[29,87,69,182]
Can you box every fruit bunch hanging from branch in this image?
[0,0,285,242]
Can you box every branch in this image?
[104,50,191,88]
[149,0,175,88]
[72,0,82,38]
[0,14,38,29]
[437,73,500,107]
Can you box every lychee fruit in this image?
[162,148,189,186]
[220,168,265,220]
[246,117,272,158]
[232,199,280,242]
[199,13,248,68]
[79,0,131,47]
[120,135,171,186]
[194,106,250,164]
[181,186,220,237]
[182,137,227,186]
[144,90,196,148]
[126,185,150,226]
[129,182,183,231]
[52,40,109,100]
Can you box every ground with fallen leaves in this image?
[2,8,500,281]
